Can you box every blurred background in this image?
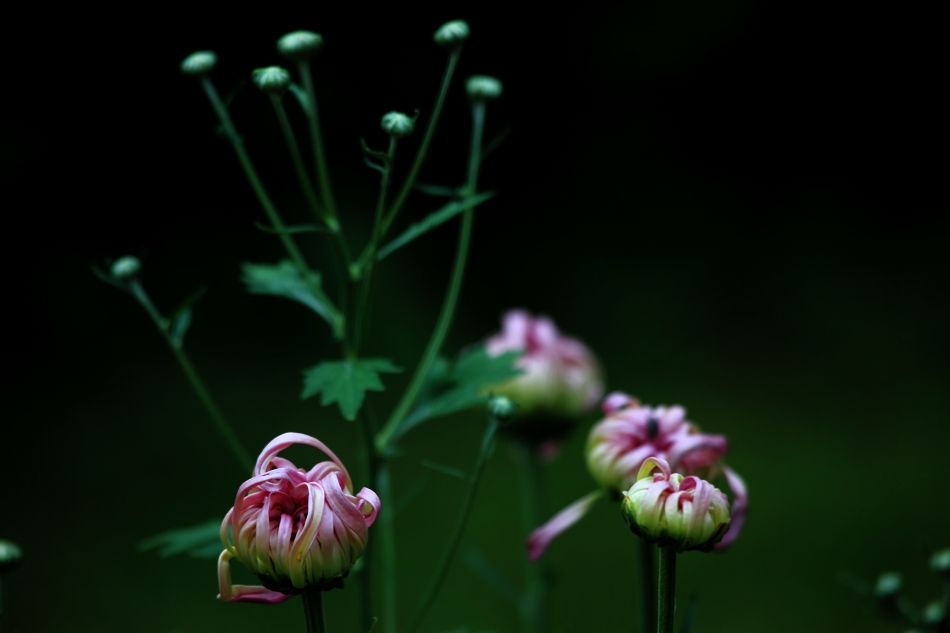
[2,2,948,632]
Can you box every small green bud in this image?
[434,20,470,47]
[380,112,414,139]
[277,31,324,61]
[180,51,217,77]
[111,256,141,280]
[488,395,517,423]
[922,601,946,626]
[252,66,292,95]
[873,572,902,599]
[0,539,22,573]
[930,548,950,575]
[466,75,503,101]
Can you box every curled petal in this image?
[355,487,381,527]
[602,391,639,414]
[668,432,728,472]
[636,456,672,481]
[716,466,748,550]
[254,432,349,485]
[527,490,604,561]
[217,549,291,604]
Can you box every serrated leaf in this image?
[301,358,401,421]
[139,519,221,559]
[242,260,343,338]
[376,192,495,262]
[394,347,521,440]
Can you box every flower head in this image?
[621,457,730,552]
[180,51,217,77]
[486,310,603,421]
[434,20,470,47]
[277,31,324,61]
[217,433,380,603]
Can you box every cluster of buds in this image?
[871,548,950,632]
[486,310,604,428]
[528,392,747,559]
[217,433,380,603]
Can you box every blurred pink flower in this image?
[528,393,747,559]
[217,432,380,603]
[486,309,604,419]
[621,456,730,552]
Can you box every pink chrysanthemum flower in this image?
[217,432,380,603]
[527,393,747,559]
[621,456,731,552]
[486,309,604,421]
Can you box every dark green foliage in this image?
[301,358,402,420]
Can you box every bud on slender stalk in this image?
[217,433,380,603]
[381,111,415,139]
[277,31,324,61]
[931,548,950,576]
[181,51,217,77]
[0,539,22,574]
[110,255,141,280]
[253,66,292,95]
[433,20,470,47]
[466,75,503,101]
[621,457,731,552]
[873,572,903,600]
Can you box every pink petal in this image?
[254,432,349,484]
[602,391,638,414]
[715,466,748,550]
[526,490,604,561]
[217,549,291,604]
[354,487,381,527]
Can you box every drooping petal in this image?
[354,487,382,527]
[715,466,748,550]
[254,432,349,481]
[602,391,639,414]
[217,549,291,604]
[526,489,605,561]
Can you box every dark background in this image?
[2,3,948,632]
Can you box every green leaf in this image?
[301,358,401,421]
[393,347,521,440]
[242,261,343,337]
[376,192,495,262]
[139,519,221,559]
[167,287,205,349]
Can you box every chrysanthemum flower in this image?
[217,433,380,603]
[621,457,731,552]
[527,393,747,559]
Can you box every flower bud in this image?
[380,111,415,139]
[111,255,141,280]
[277,31,324,61]
[922,601,946,626]
[181,51,217,77]
[0,539,22,573]
[217,433,380,603]
[433,20,470,47]
[486,310,603,422]
[253,66,292,95]
[873,572,902,599]
[930,548,950,576]
[621,457,730,552]
[488,395,517,423]
[466,75,503,101]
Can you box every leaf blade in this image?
[301,358,401,421]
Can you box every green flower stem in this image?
[639,538,657,633]
[352,137,398,355]
[407,410,500,633]
[657,547,677,633]
[129,281,252,472]
[200,79,312,276]
[297,60,340,228]
[269,95,327,226]
[375,100,487,453]
[516,442,549,633]
[356,411,380,633]
[377,463,398,633]
[302,587,327,633]
[381,48,461,238]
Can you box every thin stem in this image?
[269,95,326,225]
[639,539,657,633]
[407,412,500,633]
[377,463,398,633]
[516,442,548,633]
[353,137,398,355]
[375,100,487,452]
[302,587,326,633]
[129,281,252,472]
[381,48,461,237]
[297,60,339,226]
[200,79,311,275]
[657,547,676,633]
[356,412,379,633]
